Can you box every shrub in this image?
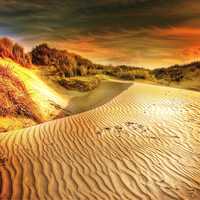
[153,67,184,82]
[58,77,101,92]
[116,71,135,80]
[0,37,32,67]
[31,44,96,77]
[0,38,14,58]
[153,68,165,79]
[0,66,43,122]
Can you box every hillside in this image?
[0,39,132,132]
[0,65,42,132]
[152,62,200,91]
[31,43,95,77]
[0,37,31,67]
[0,58,68,132]
[1,37,200,92]
[30,42,200,92]
[31,43,152,80]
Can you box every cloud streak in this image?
[0,0,200,68]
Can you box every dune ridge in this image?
[0,83,200,199]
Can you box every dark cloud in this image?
[0,0,200,67]
[0,0,184,35]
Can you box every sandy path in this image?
[1,83,200,199]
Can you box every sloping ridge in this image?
[0,58,69,131]
[0,83,200,199]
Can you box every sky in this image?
[0,0,200,68]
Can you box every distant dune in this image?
[152,62,200,91]
[0,83,200,199]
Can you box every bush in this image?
[169,70,183,82]
[117,71,135,80]
[31,44,95,77]
[0,66,43,122]
[0,38,14,58]
[153,68,165,79]
[58,77,101,92]
[0,37,32,67]
[153,67,184,82]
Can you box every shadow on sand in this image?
[56,80,132,118]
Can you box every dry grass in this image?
[0,38,32,67]
[0,66,43,123]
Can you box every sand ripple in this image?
[1,83,200,199]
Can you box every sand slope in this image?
[1,83,200,199]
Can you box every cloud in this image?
[154,27,200,38]
[0,0,200,68]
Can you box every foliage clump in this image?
[58,76,101,92]
[0,66,43,122]
[153,65,184,82]
[31,44,96,77]
[0,38,32,67]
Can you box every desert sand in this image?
[61,80,132,116]
[0,82,200,199]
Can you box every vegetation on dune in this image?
[30,42,200,86]
[103,65,151,80]
[31,44,96,77]
[0,38,152,88]
[0,66,43,125]
[58,76,101,92]
[1,37,200,87]
[1,37,200,132]
[31,42,200,91]
[0,38,32,67]
[152,62,200,83]
[32,44,151,81]
[153,66,184,82]
[30,43,153,91]
[1,37,200,94]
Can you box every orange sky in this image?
[1,0,200,68]
[48,26,200,68]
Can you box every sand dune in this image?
[1,83,200,199]
[62,80,132,116]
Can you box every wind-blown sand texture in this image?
[1,83,200,199]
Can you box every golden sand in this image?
[0,83,200,199]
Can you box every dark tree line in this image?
[31,44,97,77]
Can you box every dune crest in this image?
[0,83,200,199]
